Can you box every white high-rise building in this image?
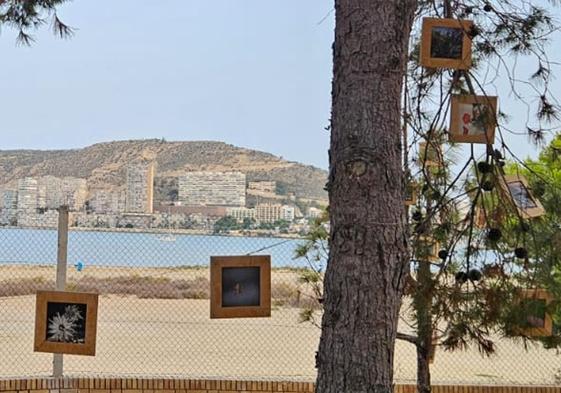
[126,162,155,214]
[37,176,88,211]
[90,189,126,214]
[62,177,88,211]
[17,177,39,213]
[178,171,246,206]
[1,189,18,225]
[38,176,61,209]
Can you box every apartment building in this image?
[125,162,155,214]
[178,171,246,206]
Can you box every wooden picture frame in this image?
[34,291,99,356]
[210,255,271,319]
[519,289,553,337]
[405,182,418,206]
[418,141,443,167]
[474,206,504,229]
[417,236,440,262]
[449,95,498,144]
[499,174,545,219]
[420,17,473,70]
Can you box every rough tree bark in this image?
[315,1,417,393]
[414,258,433,393]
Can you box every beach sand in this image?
[0,265,560,384]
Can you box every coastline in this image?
[0,225,306,239]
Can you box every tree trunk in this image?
[414,255,433,393]
[416,343,431,393]
[315,1,416,392]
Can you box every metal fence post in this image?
[53,205,69,377]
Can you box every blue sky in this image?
[0,1,559,170]
[0,1,334,169]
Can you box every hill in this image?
[0,139,328,202]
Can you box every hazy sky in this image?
[0,1,559,170]
[0,1,334,168]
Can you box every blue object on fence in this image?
[75,261,84,272]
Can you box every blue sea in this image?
[0,228,326,269]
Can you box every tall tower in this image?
[125,162,155,213]
[17,177,39,212]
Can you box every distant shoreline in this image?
[0,225,305,240]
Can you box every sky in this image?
[0,1,559,170]
[0,1,334,169]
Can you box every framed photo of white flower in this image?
[210,255,271,319]
[449,95,498,144]
[34,291,99,356]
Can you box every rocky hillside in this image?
[0,139,327,201]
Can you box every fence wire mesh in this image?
[1,220,560,385]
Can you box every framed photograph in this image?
[474,206,504,229]
[416,236,439,262]
[404,182,418,206]
[34,291,99,356]
[499,174,545,219]
[519,289,553,337]
[420,18,473,70]
[418,141,443,167]
[449,95,498,144]
[210,255,271,319]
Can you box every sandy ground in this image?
[1,265,561,384]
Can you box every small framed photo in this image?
[499,174,545,219]
[420,17,473,70]
[210,255,271,319]
[34,291,99,356]
[519,289,553,337]
[418,141,443,167]
[450,95,498,144]
[473,206,504,229]
[404,182,418,206]
[416,236,439,262]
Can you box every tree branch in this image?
[397,332,418,344]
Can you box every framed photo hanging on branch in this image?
[416,236,440,262]
[518,289,553,337]
[418,141,443,167]
[449,95,498,144]
[499,174,545,219]
[404,181,418,206]
[420,18,474,70]
[34,291,99,356]
[210,255,271,319]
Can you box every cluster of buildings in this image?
[0,161,325,234]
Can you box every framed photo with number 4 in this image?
[210,255,271,319]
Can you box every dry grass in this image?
[0,275,209,299]
[0,273,319,307]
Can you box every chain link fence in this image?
[1,218,560,384]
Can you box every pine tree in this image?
[306,1,560,392]
[0,0,73,45]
